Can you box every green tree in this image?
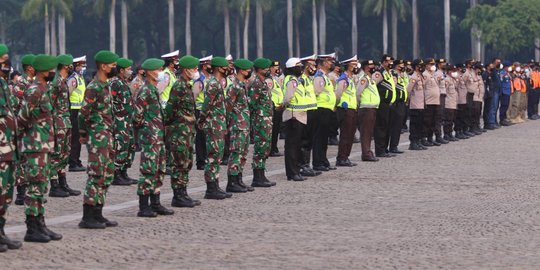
[363,0,409,56]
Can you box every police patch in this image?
[361,79,366,85]
[268,81,273,89]
[71,80,77,88]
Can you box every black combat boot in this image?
[121,169,138,185]
[237,173,254,192]
[78,204,106,229]
[0,242,6,252]
[421,138,433,147]
[171,187,197,208]
[15,185,25,205]
[408,140,422,150]
[137,195,158,217]
[150,194,175,215]
[59,173,81,196]
[0,223,22,250]
[24,215,50,243]
[216,180,233,198]
[259,169,276,187]
[49,179,70,197]
[435,136,449,144]
[112,169,131,186]
[226,175,248,193]
[38,215,62,240]
[251,169,273,187]
[204,181,228,200]
[417,140,428,150]
[94,204,118,227]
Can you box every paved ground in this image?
[2,120,540,269]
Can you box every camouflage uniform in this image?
[79,79,115,206]
[197,77,227,182]
[48,74,72,181]
[12,74,32,188]
[248,76,273,170]
[17,81,54,216]
[226,78,250,176]
[134,82,166,195]
[110,77,135,171]
[0,77,19,225]
[164,78,196,188]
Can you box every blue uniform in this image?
[499,70,512,121]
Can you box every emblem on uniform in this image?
[268,81,273,89]
[71,80,77,87]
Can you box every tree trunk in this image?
[351,0,357,55]
[235,15,241,59]
[535,38,540,62]
[412,0,419,58]
[58,14,66,54]
[168,0,174,51]
[318,0,326,53]
[444,0,450,60]
[109,0,116,53]
[287,0,293,57]
[224,2,231,56]
[470,0,481,60]
[121,0,128,57]
[186,0,192,54]
[51,5,57,56]
[311,0,318,55]
[44,3,50,54]
[256,1,263,57]
[391,5,397,57]
[382,7,388,55]
[295,16,300,57]
[243,1,250,59]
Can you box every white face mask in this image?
[157,71,166,82]
[508,67,513,72]
[429,65,436,72]
[124,70,133,78]
[190,70,200,81]
[451,72,458,78]
[499,64,503,69]
[516,67,522,72]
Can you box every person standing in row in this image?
[388,59,408,153]
[193,55,212,170]
[443,65,460,141]
[421,58,442,147]
[270,61,284,157]
[68,56,87,172]
[357,60,382,160]
[298,55,320,177]
[434,59,449,145]
[407,59,428,150]
[374,54,396,157]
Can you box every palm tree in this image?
[311,0,318,54]
[351,0,358,55]
[240,0,251,59]
[412,0,419,58]
[109,0,116,53]
[363,0,409,56]
[255,0,272,57]
[444,0,450,60]
[186,0,192,55]
[223,0,231,55]
[318,0,326,53]
[470,0,481,61]
[168,0,174,51]
[287,0,293,57]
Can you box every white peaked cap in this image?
[200,55,213,62]
[286,58,302,68]
[318,52,336,59]
[340,55,358,64]
[161,50,180,58]
[226,54,233,61]
[73,55,87,63]
[300,54,317,62]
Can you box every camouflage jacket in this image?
[133,82,165,144]
[11,73,33,114]
[48,73,72,130]
[164,78,196,127]
[0,78,19,161]
[79,78,114,137]
[17,81,54,153]
[225,78,250,131]
[248,76,273,119]
[110,76,134,121]
[197,77,226,131]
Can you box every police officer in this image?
[357,59,382,160]
[443,64,460,141]
[269,60,284,157]
[158,50,179,107]
[68,56,87,171]
[335,55,359,166]
[455,63,472,139]
[388,59,408,153]
[374,54,397,157]
[406,59,428,150]
[434,58,449,144]
[463,59,481,135]
[421,58,443,147]
[193,55,212,170]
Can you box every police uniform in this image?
[388,59,409,153]
[357,59,382,160]
[335,56,359,166]
[374,55,397,157]
[406,59,428,150]
[269,60,284,156]
[421,58,443,146]
[194,55,213,170]
[68,55,87,171]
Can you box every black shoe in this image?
[447,135,459,142]
[237,173,254,192]
[408,141,423,150]
[500,120,513,126]
[220,160,228,166]
[171,187,197,208]
[0,224,22,250]
[455,132,467,140]
[226,175,248,193]
[313,166,329,171]
[251,169,275,187]
[38,215,62,241]
[270,151,283,157]
[49,179,70,197]
[204,181,228,200]
[336,159,357,167]
[68,164,86,172]
[79,204,107,229]
[300,167,321,177]
[112,169,132,186]
[15,185,25,205]
[389,149,404,154]
[196,164,205,170]
[421,139,434,147]
[216,181,233,198]
[328,136,339,145]
[24,215,51,243]
[362,151,380,161]
[137,195,158,217]
[59,174,81,196]
[484,124,496,130]
[376,153,395,158]
[0,243,6,252]
[165,166,172,175]
[430,139,441,146]
[150,194,175,215]
[287,175,304,181]
[435,137,449,144]
[94,204,118,227]
[121,170,138,185]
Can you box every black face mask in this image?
[353,67,360,75]
[406,67,413,74]
[174,64,180,71]
[205,66,212,73]
[1,60,11,74]
[461,68,466,73]
[369,67,376,74]
[308,67,316,76]
[264,70,272,78]
[330,64,336,71]
[387,64,394,69]
[245,71,253,79]
[419,67,426,73]
[45,72,56,82]
[107,68,118,78]
[290,67,303,77]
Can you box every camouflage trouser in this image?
[204,129,225,183]
[227,130,249,176]
[50,128,71,180]
[251,116,272,170]
[84,131,115,206]
[24,153,50,217]
[114,120,135,171]
[15,159,25,186]
[137,142,166,195]
[0,161,15,225]
[167,125,194,189]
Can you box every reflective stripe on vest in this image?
[338,75,357,109]
[396,76,408,102]
[160,68,177,107]
[402,75,409,102]
[316,73,337,110]
[271,78,284,106]
[284,75,310,112]
[359,75,380,109]
[382,71,397,103]
[301,74,318,110]
[195,77,209,110]
[70,75,86,109]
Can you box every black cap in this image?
[412,59,424,67]
[424,58,436,65]
[393,59,405,66]
[361,59,376,66]
[436,58,446,64]
[381,54,394,62]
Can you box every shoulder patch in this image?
[267,81,273,89]
[71,80,77,88]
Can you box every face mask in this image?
[369,67,376,74]
[245,70,253,79]
[80,67,87,76]
[276,69,282,76]
[451,72,458,78]
[0,65,10,74]
[45,72,56,82]
[329,63,336,70]
[174,63,180,71]
[106,68,118,78]
[67,66,74,75]
[499,64,503,69]
[525,69,530,76]
[353,67,360,75]
[508,67,513,72]
[429,65,436,72]
[190,70,200,81]
[516,67,522,72]
[419,67,426,73]
[205,66,212,73]
[387,64,394,69]
[291,67,303,77]
[264,70,272,78]
[124,70,133,78]
[308,67,316,76]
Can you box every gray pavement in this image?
[2,120,540,269]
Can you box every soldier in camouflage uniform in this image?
[111,57,137,186]
[225,58,255,193]
[248,58,276,187]
[48,54,81,198]
[18,54,62,243]
[78,50,119,229]
[133,58,174,217]
[0,44,23,251]
[164,55,202,208]
[13,54,35,205]
[198,56,232,200]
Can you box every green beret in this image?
[32,54,58,72]
[0,44,8,56]
[56,54,73,66]
[21,54,36,65]
[234,58,254,70]
[141,58,165,70]
[178,55,200,69]
[253,58,271,69]
[211,56,228,67]
[117,58,133,68]
[94,50,119,64]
